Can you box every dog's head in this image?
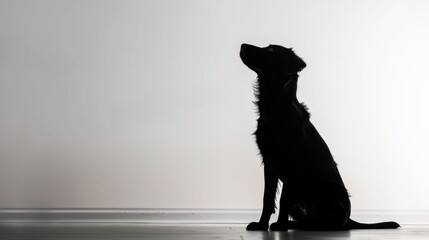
[240,44,306,75]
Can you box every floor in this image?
[0,223,428,240]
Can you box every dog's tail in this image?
[346,219,400,229]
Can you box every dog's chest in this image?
[255,120,304,158]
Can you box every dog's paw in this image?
[269,222,288,231]
[246,222,269,231]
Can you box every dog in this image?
[240,43,400,231]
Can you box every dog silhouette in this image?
[240,43,400,231]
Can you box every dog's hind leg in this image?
[302,197,350,230]
[246,165,278,231]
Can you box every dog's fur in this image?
[240,43,400,231]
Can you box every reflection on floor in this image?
[0,223,427,240]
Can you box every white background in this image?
[1,0,429,210]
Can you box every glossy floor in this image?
[0,223,427,240]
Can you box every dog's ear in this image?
[281,48,306,74]
[293,55,306,73]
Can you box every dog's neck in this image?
[254,72,299,114]
[255,73,310,123]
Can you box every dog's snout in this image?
[241,43,251,50]
[240,44,250,58]
[240,44,253,62]
[240,43,260,62]
[240,46,247,59]
[241,43,259,53]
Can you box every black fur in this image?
[240,43,400,231]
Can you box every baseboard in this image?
[0,209,261,224]
[0,209,428,224]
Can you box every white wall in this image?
[0,0,429,210]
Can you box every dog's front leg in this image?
[269,183,290,231]
[246,165,278,231]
